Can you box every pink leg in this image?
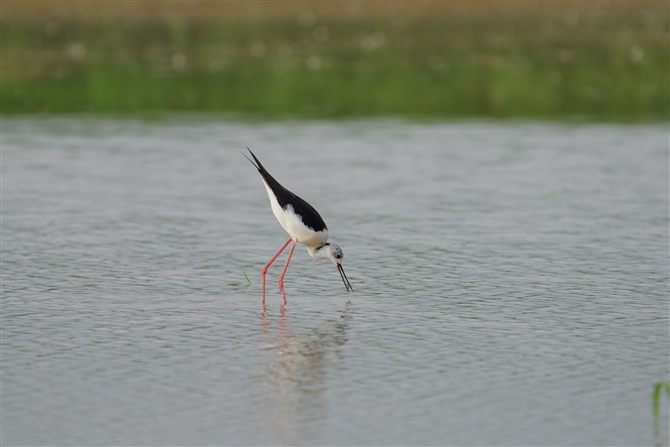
[261,237,292,304]
[277,240,297,304]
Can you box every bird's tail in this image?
[242,147,262,172]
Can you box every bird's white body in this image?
[261,179,329,249]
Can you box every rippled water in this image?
[4,117,668,445]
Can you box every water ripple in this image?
[3,117,668,445]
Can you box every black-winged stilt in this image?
[244,148,353,303]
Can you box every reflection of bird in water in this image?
[244,148,353,303]
[259,305,352,444]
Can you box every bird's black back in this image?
[246,149,328,233]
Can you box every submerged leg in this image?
[261,237,292,303]
[277,240,297,304]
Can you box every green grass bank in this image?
[2,5,668,119]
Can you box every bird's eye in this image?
[336,254,342,259]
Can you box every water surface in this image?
[4,117,668,445]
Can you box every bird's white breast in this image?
[261,179,329,248]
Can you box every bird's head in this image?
[325,243,344,265]
[310,243,353,293]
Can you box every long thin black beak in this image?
[337,263,353,293]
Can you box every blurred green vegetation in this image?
[653,380,670,447]
[2,8,668,119]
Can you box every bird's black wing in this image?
[245,148,328,233]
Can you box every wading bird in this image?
[244,148,353,303]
